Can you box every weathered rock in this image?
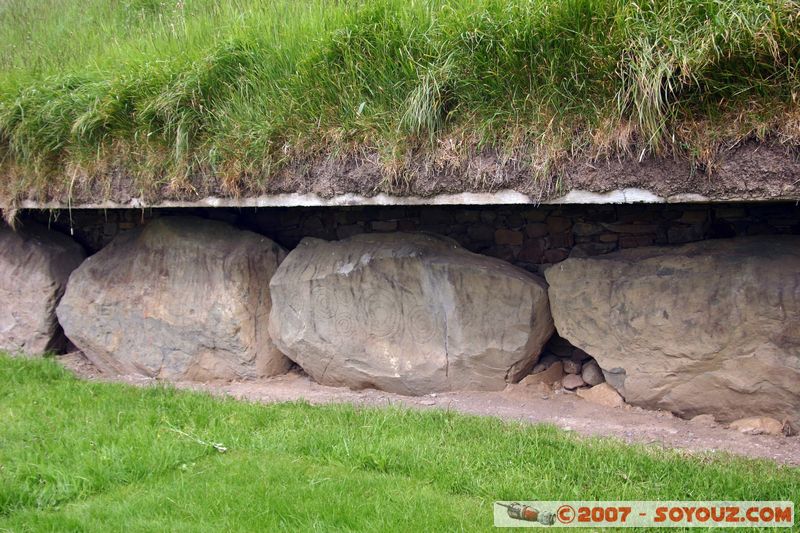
[562,374,586,390]
[602,367,627,391]
[577,383,625,408]
[729,417,789,436]
[545,237,800,426]
[57,217,290,380]
[269,233,554,394]
[572,222,603,237]
[494,229,523,246]
[525,223,548,238]
[0,223,85,354]
[520,361,564,387]
[546,216,571,234]
[689,414,718,427]
[518,238,545,263]
[581,360,604,386]
[531,353,561,373]
[507,379,552,398]
[563,359,582,374]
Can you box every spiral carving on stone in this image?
[311,284,338,319]
[359,288,403,339]
[407,304,438,344]
[334,312,359,338]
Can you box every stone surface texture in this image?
[269,232,553,394]
[729,417,790,436]
[545,236,800,425]
[520,361,564,387]
[576,383,625,408]
[581,360,605,386]
[57,217,289,380]
[562,374,586,390]
[0,223,85,354]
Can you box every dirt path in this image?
[59,353,800,467]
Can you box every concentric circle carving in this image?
[311,285,338,319]
[335,312,359,338]
[407,304,438,344]
[359,288,403,339]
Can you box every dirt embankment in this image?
[6,140,799,210]
[263,140,800,201]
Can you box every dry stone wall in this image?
[31,203,799,272]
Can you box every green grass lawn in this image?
[1,0,799,203]
[0,353,798,532]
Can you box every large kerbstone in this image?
[57,216,290,380]
[269,233,553,394]
[0,223,85,354]
[545,236,800,425]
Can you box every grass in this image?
[0,0,798,205]
[0,354,798,531]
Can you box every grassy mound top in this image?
[1,0,799,203]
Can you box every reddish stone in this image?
[494,229,524,246]
[518,238,546,263]
[546,216,572,234]
[543,248,569,263]
[562,374,586,390]
[549,233,574,249]
[525,223,548,238]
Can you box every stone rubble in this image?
[729,417,793,437]
[562,374,586,390]
[576,383,626,408]
[580,360,604,386]
[519,361,564,387]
